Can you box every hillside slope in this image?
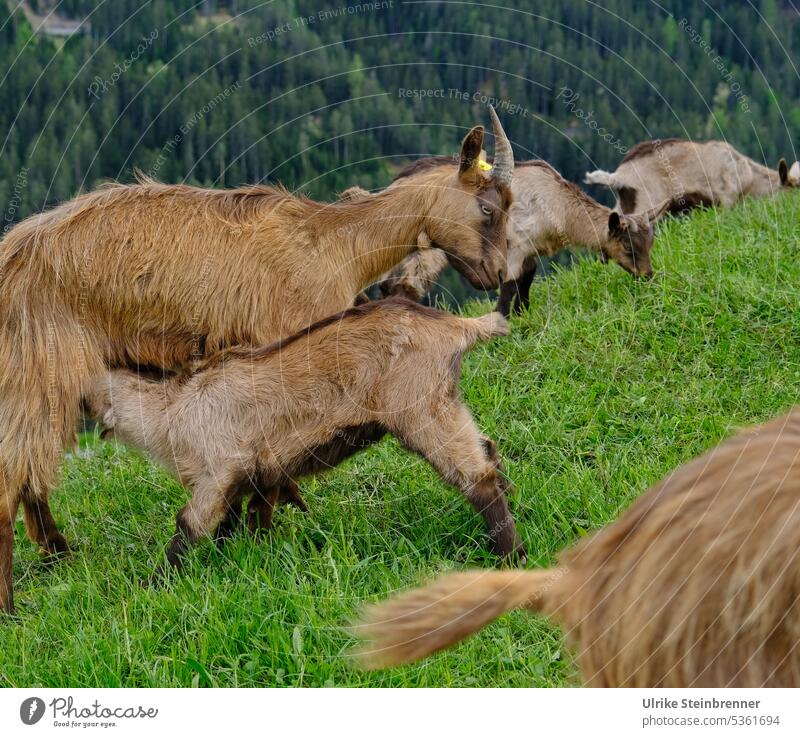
[1,193,798,687]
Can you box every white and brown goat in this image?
[585,138,800,215]
[83,298,524,574]
[358,407,800,687]
[356,159,669,316]
[0,108,515,613]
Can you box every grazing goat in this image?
[358,407,800,686]
[82,298,524,573]
[585,138,800,215]
[0,111,515,613]
[362,159,670,316]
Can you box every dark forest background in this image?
[1,0,799,301]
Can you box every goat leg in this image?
[279,480,309,512]
[496,279,520,318]
[496,259,537,317]
[394,404,525,561]
[0,493,19,615]
[247,485,281,535]
[245,481,308,535]
[214,499,244,545]
[21,490,70,562]
[467,469,524,561]
[513,260,537,315]
[150,473,237,583]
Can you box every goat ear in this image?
[608,211,626,236]
[643,198,672,224]
[339,186,371,202]
[459,125,485,178]
[779,159,789,186]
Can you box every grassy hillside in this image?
[1,193,799,687]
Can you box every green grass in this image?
[2,194,800,687]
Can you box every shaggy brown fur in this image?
[82,298,524,572]
[366,159,670,315]
[358,408,800,686]
[395,155,460,180]
[585,139,800,214]
[333,187,448,303]
[0,113,516,613]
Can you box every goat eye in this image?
[480,205,493,217]
[622,236,635,256]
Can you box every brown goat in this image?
[358,407,800,686]
[0,111,516,613]
[585,139,800,215]
[358,159,670,316]
[82,298,524,573]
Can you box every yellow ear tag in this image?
[478,160,494,172]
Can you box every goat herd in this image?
[1,108,799,687]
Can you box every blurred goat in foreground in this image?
[358,408,800,687]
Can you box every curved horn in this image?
[488,106,514,186]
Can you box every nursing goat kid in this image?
[0,110,515,613]
[358,407,800,687]
[585,138,800,215]
[356,159,669,316]
[83,298,524,574]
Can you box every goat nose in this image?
[497,269,505,284]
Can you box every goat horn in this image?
[488,106,514,186]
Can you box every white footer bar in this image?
[0,688,796,736]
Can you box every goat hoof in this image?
[280,486,309,513]
[286,496,309,513]
[496,543,527,567]
[40,534,71,564]
[50,533,71,554]
[246,512,273,537]
[0,598,17,618]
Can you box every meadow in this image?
[1,194,798,687]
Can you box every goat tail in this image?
[461,310,510,345]
[584,169,621,188]
[355,569,556,669]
